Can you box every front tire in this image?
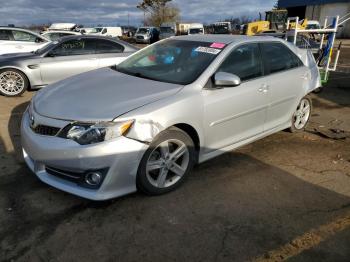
[289,96,312,133]
[137,127,196,195]
[0,69,28,97]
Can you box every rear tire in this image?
[137,127,196,195]
[289,96,312,133]
[0,69,28,97]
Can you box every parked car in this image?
[134,27,159,44]
[41,30,82,41]
[305,20,321,30]
[88,27,123,38]
[0,35,138,96]
[0,27,50,55]
[21,35,320,200]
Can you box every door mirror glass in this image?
[214,72,241,87]
[102,29,107,34]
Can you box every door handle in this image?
[301,73,309,80]
[258,84,269,93]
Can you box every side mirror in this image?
[214,72,241,87]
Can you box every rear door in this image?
[261,42,307,131]
[10,30,46,52]
[95,39,130,66]
[39,38,99,85]
[203,43,268,152]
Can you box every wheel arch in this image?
[173,123,200,154]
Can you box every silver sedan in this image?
[21,35,321,200]
[0,35,138,96]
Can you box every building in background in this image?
[278,0,350,38]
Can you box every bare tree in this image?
[137,0,180,26]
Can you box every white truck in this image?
[88,27,123,38]
[188,23,204,35]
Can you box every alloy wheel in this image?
[0,71,25,96]
[146,139,190,189]
[293,98,311,129]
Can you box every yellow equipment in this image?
[244,9,292,35]
[245,21,270,36]
[288,18,308,30]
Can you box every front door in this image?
[203,43,268,152]
[39,38,99,85]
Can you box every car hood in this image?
[33,67,183,122]
[0,52,37,61]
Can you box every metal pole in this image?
[325,16,339,77]
[320,17,327,50]
[294,16,299,45]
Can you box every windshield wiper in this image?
[114,67,158,81]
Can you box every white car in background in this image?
[88,27,123,38]
[41,30,82,41]
[0,27,50,55]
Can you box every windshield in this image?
[91,27,103,33]
[115,40,226,85]
[213,24,229,34]
[160,27,174,34]
[137,28,150,34]
[189,28,203,34]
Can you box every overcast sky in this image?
[0,0,277,26]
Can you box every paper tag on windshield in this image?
[195,46,221,55]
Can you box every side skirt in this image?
[198,122,291,164]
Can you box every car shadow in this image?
[2,108,350,261]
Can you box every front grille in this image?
[46,166,84,183]
[137,35,144,39]
[32,125,61,136]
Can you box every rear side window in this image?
[217,43,263,81]
[96,39,124,54]
[262,42,303,74]
[0,30,11,40]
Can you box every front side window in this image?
[12,30,37,42]
[50,39,96,56]
[262,42,302,74]
[116,39,226,85]
[217,43,263,81]
[96,39,124,53]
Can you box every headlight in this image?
[61,120,134,145]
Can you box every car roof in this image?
[0,27,48,39]
[173,34,282,45]
[53,35,139,51]
[43,30,81,34]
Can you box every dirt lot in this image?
[0,47,350,262]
